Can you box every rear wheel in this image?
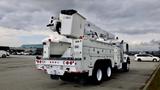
[2,54,6,58]
[153,58,157,62]
[92,67,103,84]
[103,65,112,80]
[137,58,142,62]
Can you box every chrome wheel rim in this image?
[97,69,102,81]
[107,67,111,77]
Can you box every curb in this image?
[143,63,160,90]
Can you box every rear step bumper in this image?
[50,71,89,80]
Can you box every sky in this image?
[0,0,160,51]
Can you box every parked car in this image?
[134,54,160,62]
[23,52,30,55]
[0,50,7,58]
[16,52,23,55]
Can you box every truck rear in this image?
[35,39,90,80]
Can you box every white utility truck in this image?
[35,10,130,84]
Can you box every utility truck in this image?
[35,10,130,84]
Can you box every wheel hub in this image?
[97,69,102,81]
[107,67,111,77]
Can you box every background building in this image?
[21,44,43,55]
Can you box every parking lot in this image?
[0,55,159,90]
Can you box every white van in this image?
[0,50,7,58]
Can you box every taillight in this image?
[36,60,39,63]
[36,60,40,63]
[64,60,75,65]
[49,61,59,64]
[70,61,73,65]
[36,60,45,64]
[66,61,69,65]
[79,36,84,39]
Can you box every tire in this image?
[103,65,112,80]
[2,54,6,58]
[92,66,103,84]
[137,58,142,62]
[122,63,129,72]
[153,58,157,62]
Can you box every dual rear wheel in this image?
[92,64,112,84]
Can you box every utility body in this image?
[35,10,130,84]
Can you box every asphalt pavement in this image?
[0,55,159,90]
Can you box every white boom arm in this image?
[46,10,115,41]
